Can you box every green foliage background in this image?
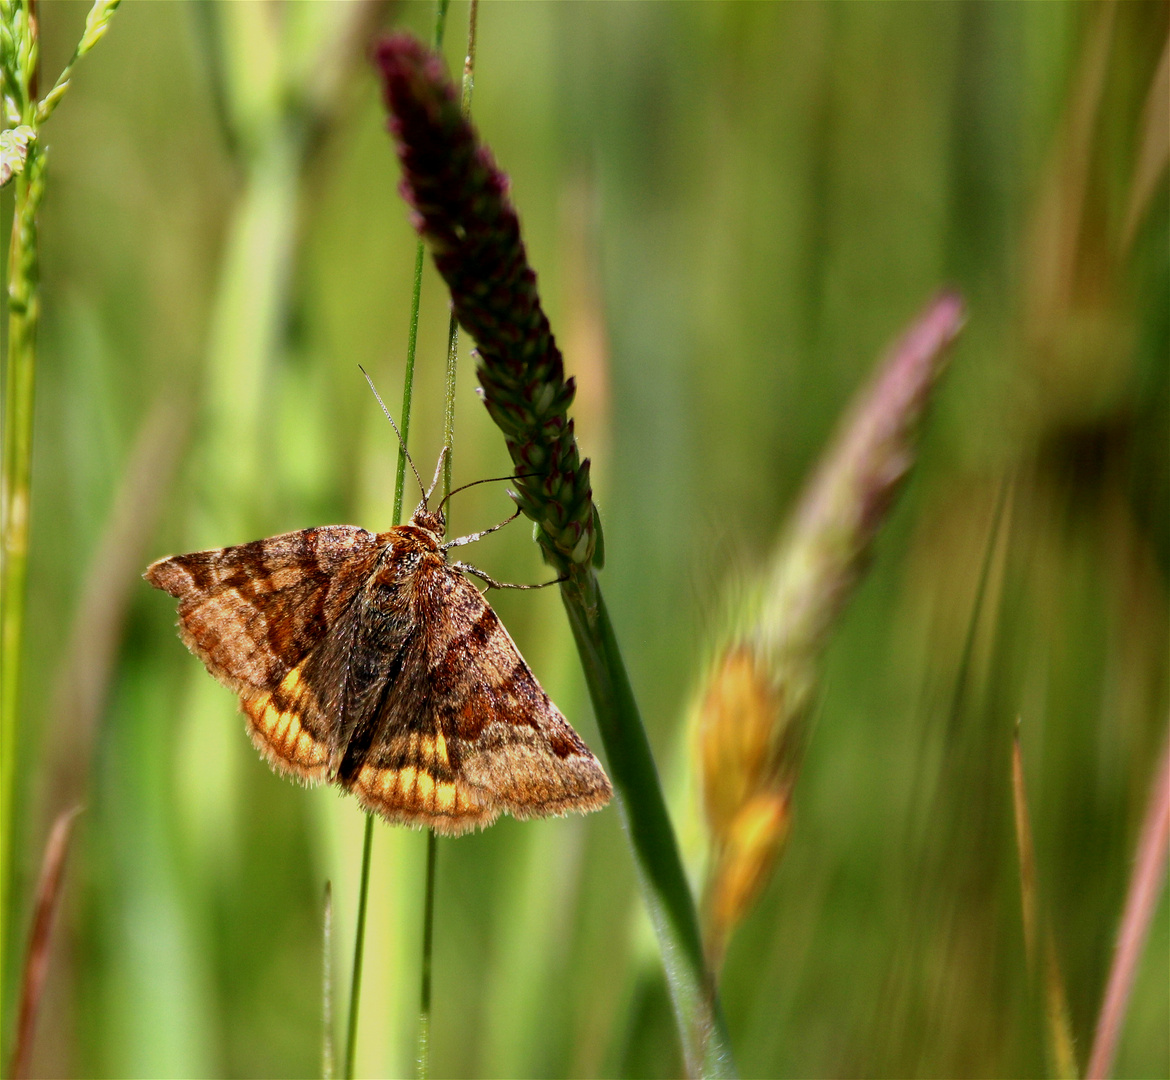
[3,2,1166,1077]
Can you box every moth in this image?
[145,449,611,836]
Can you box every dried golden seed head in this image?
[707,793,791,943]
[698,645,779,840]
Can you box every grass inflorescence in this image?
[375,33,735,1077]
[376,34,599,582]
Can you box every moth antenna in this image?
[359,365,427,501]
[424,446,448,506]
[436,473,538,517]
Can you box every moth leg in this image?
[442,506,522,551]
[451,560,567,591]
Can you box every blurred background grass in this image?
[2,1,1166,1077]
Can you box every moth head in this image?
[410,503,446,538]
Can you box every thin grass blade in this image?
[1013,725,1078,1079]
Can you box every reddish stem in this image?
[1086,731,1170,1080]
[10,806,83,1080]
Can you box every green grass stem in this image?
[348,7,454,1078]
[2,0,122,1044]
[167,6,396,1076]
[945,477,1011,739]
[1,7,43,1030]
[563,573,736,1079]
[416,830,437,1080]
[343,817,374,1080]
[419,9,473,1077]
[1,147,44,1029]
[393,239,426,524]
[440,316,458,503]
[439,0,475,532]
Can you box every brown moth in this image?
[144,473,611,836]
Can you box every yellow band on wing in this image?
[243,665,330,780]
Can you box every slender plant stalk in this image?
[343,816,374,1080]
[8,804,82,1080]
[945,477,1011,739]
[394,239,426,521]
[2,1,44,1018]
[1,0,121,1040]
[392,1,452,522]
[416,830,438,1080]
[323,881,334,1080]
[346,7,452,1078]
[1,142,44,1019]
[440,318,458,503]
[438,0,476,504]
[419,9,475,1077]
[193,15,376,1070]
[563,578,735,1078]
[191,8,381,1070]
[1012,726,1078,1080]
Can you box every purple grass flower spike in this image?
[375,34,598,575]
